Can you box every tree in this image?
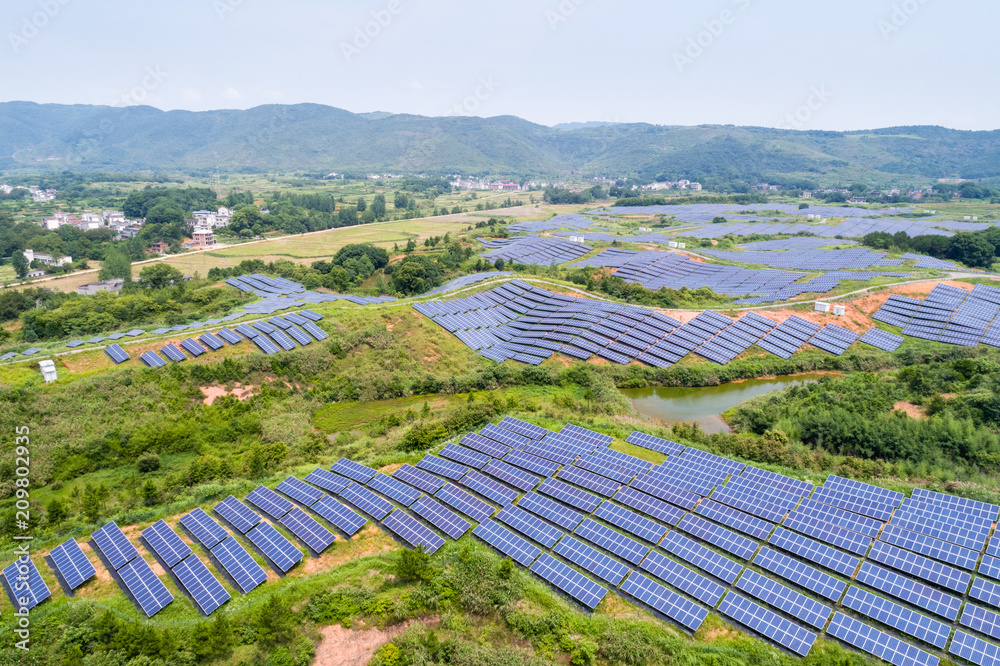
[372,193,387,219]
[494,258,506,270]
[137,452,160,473]
[712,216,727,224]
[948,232,996,268]
[138,263,183,289]
[256,595,297,646]
[142,480,159,507]
[46,498,67,526]
[99,247,132,282]
[356,197,367,212]
[11,251,28,278]
[396,545,431,581]
[81,483,103,522]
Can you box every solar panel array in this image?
[873,283,1000,350]
[478,235,593,266]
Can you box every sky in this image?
[2,0,997,131]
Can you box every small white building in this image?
[39,360,57,383]
[832,305,847,316]
[78,279,124,295]
[24,249,72,267]
[815,302,831,313]
[568,235,585,243]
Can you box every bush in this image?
[136,452,160,473]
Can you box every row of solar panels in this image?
[874,283,1000,349]
[416,280,905,367]
[100,312,328,367]
[307,418,1000,665]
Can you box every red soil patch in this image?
[894,401,926,419]
[314,620,438,666]
[200,383,258,405]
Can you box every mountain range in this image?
[2,101,1000,185]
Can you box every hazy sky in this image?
[3,0,995,130]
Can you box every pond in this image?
[621,374,828,434]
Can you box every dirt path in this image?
[313,620,434,666]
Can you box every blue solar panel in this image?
[383,509,446,554]
[246,522,303,572]
[971,577,1000,610]
[629,474,699,510]
[752,546,846,601]
[393,464,446,494]
[619,571,708,632]
[496,505,564,548]
[367,473,423,506]
[276,476,325,507]
[794,497,883,538]
[331,458,378,483]
[736,569,832,630]
[827,612,939,666]
[339,483,395,520]
[626,431,685,456]
[461,470,519,505]
[440,443,491,469]
[518,491,585,531]
[141,519,193,568]
[811,486,894,521]
[411,496,471,539]
[217,328,243,345]
[461,432,512,459]
[538,478,602,513]
[180,338,208,357]
[552,535,631,586]
[531,553,607,610]
[856,561,961,620]
[502,450,559,477]
[768,527,859,577]
[841,585,949,648]
[950,630,1000,666]
[499,416,550,440]
[312,496,368,535]
[211,536,268,594]
[660,530,743,583]
[104,344,130,364]
[695,499,774,540]
[481,423,532,449]
[305,468,352,494]
[612,486,685,525]
[472,519,542,567]
[782,511,872,556]
[91,521,140,570]
[49,539,96,590]
[213,495,263,534]
[867,540,971,594]
[281,506,337,552]
[2,556,50,610]
[245,485,294,521]
[198,332,225,351]
[119,557,173,617]
[416,455,470,481]
[435,484,495,522]
[173,554,231,615]
[558,465,621,497]
[139,351,167,367]
[179,508,230,550]
[593,501,667,544]
[717,591,816,657]
[961,603,1000,642]
[161,343,187,362]
[640,549,725,606]
[677,514,758,560]
[301,321,329,341]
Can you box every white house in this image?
[24,249,72,267]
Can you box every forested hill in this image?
[3,101,1000,184]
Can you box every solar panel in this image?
[558,465,621,497]
[640,549,725,606]
[460,432,512,459]
[367,473,423,506]
[411,495,471,539]
[276,476,325,507]
[961,603,1000,641]
[173,554,231,615]
[49,539,96,590]
[629,474,699,510]
[867,540,971,594]
[435,484,495,522]
[301,321,329,340]
[140,519,193,568]
[312,496,368,535]
[198,332,225,351]
[2,557,50,610]
[538,478,602,513]
[499,416,550,440]
[472,519,541,567]
[339,483,395,520]
[735,569,833,630]
[782,511,872,556]
[950,630,1000,666]
[393,464,446,494]
[246,485,294,521]
[104,344,130,364]
[481,423,533,449]
[91,521,140,570]
[281,506,337,552]
[461,470,519,505]
[331,458,378,483]
[211,536,268,594]
[179,508,230,550]
[383,509,446,555]
[496,505,564,548]
[612,486,685,525]
[501,450,558,478]
[531,553,607,610]
[161,343,187,362]
[119,557,173,617]
[768,527,859,577]
[752,546,846,601]
[440,443,492,469]
[717,591,816,657]
[660,530,743,584]
[213,495,263,534]
[305,468,352,494]
[180,338,208,357]
[593,501,667,544]
[416,455,470,481]
[139,351,167,367]
[626,431,685,456]
[252,335,281,355]
[841,585,950,648]
[246,522,303,572]
[217,328,243,345]
[677,514,758,560]
[695,499,774,540]
[856,561,961,620]
[826,612,939,666]
[619,571,708,632]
